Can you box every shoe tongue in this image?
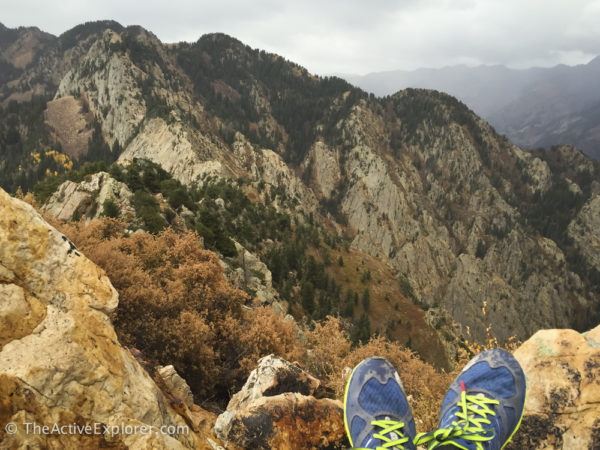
[441,392,487,426]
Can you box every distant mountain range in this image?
[344,57,600,159]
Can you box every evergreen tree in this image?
[102,198,120,218]
[362,288,370,311]
[301,281,315,314]
[352,313,371,345]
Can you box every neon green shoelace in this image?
[353,419,410,450]
[415,381,500,450]
[372,419,410,449]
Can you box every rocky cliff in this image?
[0,187,217,449]
[2,21,600,351]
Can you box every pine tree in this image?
[362,287,370,311]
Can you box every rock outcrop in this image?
[118,118,229,186]
[232,134,318,214]
[568,192,600,273]
[215,355,347,449]
[0,188,207,449]
[42,171,134,221]
[508,324,600,449]
[222,241,278,304]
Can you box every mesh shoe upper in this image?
[416,348,526,450]
[344,357,416,450]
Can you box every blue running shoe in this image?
[415,349,526,450]
[344,357,416,450]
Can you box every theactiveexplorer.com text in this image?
[19,422,189,436]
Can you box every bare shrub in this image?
[55,218,302,405]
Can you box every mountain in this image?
[1,20,600,366]
[344,57,600,159]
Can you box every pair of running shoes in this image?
[344,349,526,450]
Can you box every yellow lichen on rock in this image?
[0,188,206,449]
[0,284,47,349]
[507,324,600,449]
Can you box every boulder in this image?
[507,324,600,449]
[0,188,207,449]
[215,355,347,449]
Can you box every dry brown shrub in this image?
[304,316,352,381]
[54,217,303,406]
[219,306,305,393]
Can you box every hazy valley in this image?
[345,57,600,159]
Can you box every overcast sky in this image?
[2,0,600,75]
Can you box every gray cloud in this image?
[1,0,599,74]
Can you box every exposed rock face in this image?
[158,365,195,410]
[55,29,146,148]
[334,100,589,343]
[44,95,93,158]
[568,193,600,272]
[0,188,203,449]
[507,324,600,450]
[42,171,134,221]
[2,22,128,107]
[231,133,318,214]
[223,241,278,304]
[215,355,346,449]
[119,117,228,186]
[311,140,341,199]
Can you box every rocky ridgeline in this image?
[3,22,597,346]
[1,187,599,449]
[3,22,600,351]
